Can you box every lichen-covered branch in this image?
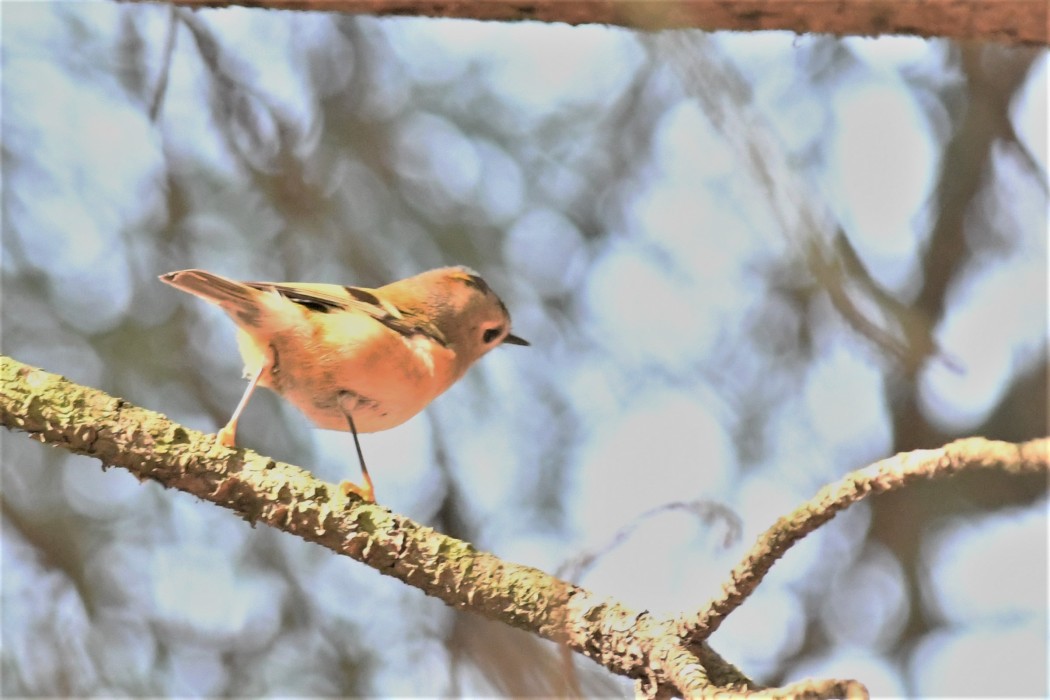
[4,353,1044,698]
[678,435,1050,644]
[0,355,750,695]
[141,0,1048,47]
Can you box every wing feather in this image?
[243,281,447,346]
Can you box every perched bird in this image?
[160,267,528,503]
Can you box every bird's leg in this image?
[217,365,265,448]
[340,410,376,503]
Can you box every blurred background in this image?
[2,4,1047,697]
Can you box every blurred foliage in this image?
[2,4,1046,697]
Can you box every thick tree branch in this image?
[3,353,1046,698]
[141,0,1048,46]
[0,355,767,696]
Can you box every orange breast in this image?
[238,311,460,433]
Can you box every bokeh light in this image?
[2,4,1045,697]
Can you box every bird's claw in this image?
[216,426,238,448]
[339,480,375,504]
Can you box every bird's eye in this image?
[482,327,502,344]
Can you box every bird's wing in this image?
[243,281,448,346]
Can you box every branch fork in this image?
[2,355,1046,698]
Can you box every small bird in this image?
[160,267,528,503]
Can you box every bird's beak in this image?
[503,333,530,346]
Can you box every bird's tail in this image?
[160,270,262,322]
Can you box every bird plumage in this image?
[161,267,526,433]
[160,267,528,502]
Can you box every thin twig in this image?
[148,5,179,122]
[678,436,1049,643]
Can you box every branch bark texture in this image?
[0,355,742,694]
[149,0,1049,46]
[3,353,1046,698]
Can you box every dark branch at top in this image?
[139,0,1049,47]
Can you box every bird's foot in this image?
[339,480,375,504]
[216,425,238,448]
